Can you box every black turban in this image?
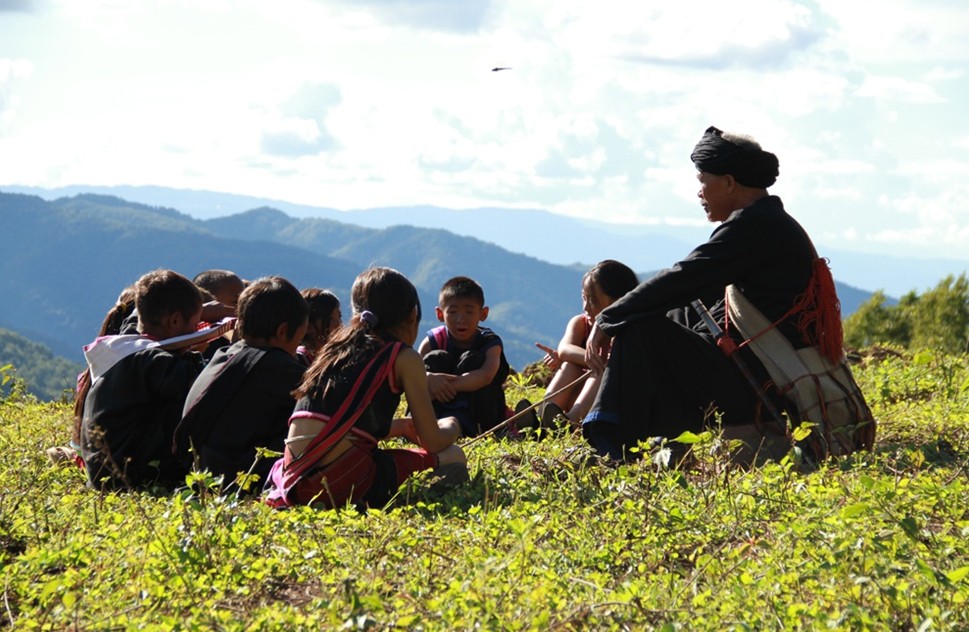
[690,126,779,188]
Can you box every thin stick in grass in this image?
[463,370,592,447]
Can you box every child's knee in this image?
[437,415,463,438]
[455,350,485,373]
[437,443,466,466]
[423,349,456,374]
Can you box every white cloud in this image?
[925,66,965,82]
[1,0,968,261]
[0,58,31,81]
[855,76,944,104]
[866,227,936,246]
[261,118,334,157]
[552,1,820,69]
[813,186,866,201]
[820,0,969,64]
[327,0,493,34]
[898,158,969,180]
[0,58,33,133]
[802,159,876,176]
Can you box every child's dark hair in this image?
[100,285,137,337]
[583,260,639,300]
[193,269,243,297]
[295,267,420,399]
[135,270,203,330]
[302,288,341,326]
[439,276,485,307]
[237,276,309,341]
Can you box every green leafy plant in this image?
[1,347,967,629]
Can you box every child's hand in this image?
[535,342,562,370]
[399,418,421,444]
[426,373,458,402]
[585,323,611,376]
[389,418,422,445]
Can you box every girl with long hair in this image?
[267,267,466,509]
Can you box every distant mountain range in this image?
[1,192,586,370]
[7,184,968,298]
[0,189,880,373]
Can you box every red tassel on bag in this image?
[790,257,844,364]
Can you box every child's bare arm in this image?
[415,335,457,401]
[536,315,590,369]
[535,342,561,370]
[388,417,420,444]
[449,345,502,392]
[585,322,610,376]
[396,349,460,452]
[425,372,458,402]
[556,314,590,366]
[416,337,432,356]
[201,300,235,322]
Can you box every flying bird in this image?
[491,67,512,72]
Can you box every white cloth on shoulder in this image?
[83,317,236,381]
[83,335,157,381]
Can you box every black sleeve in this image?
[597,213,768,335]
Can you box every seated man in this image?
[175,276,308,490]
[81,270,206,489]
[584,126,874,462]
[419,276,510,437]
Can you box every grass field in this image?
[1,349,968,630]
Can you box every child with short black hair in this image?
[191,269,246,359]
[419,276,510,437]
[296,288,342,366]
[81,270,206,489]
[266,267,466,510]
[175,276,308,490]
[193,269,246,308]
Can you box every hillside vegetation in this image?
[2,350,968,629]
[0,328,82,401]
[845,274,969,355]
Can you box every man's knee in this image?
[583,421,627,461]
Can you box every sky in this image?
[1,0,968,262]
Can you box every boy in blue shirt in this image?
[418,276,509,437]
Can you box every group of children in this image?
[66,259,639,510]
